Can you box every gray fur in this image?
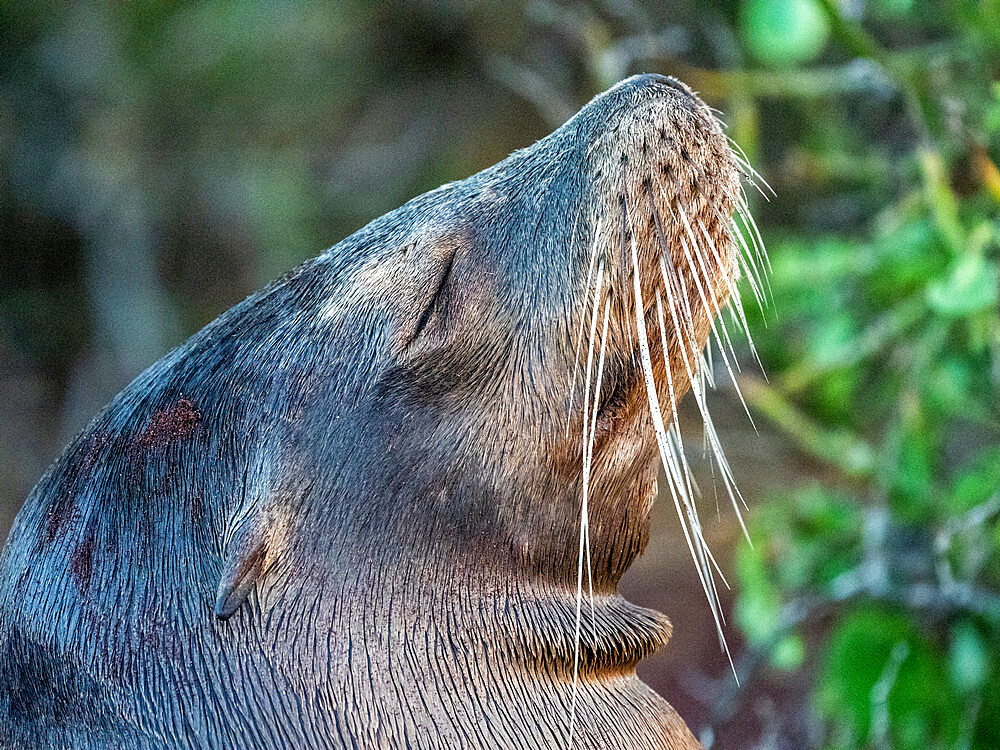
[0,75,737,749]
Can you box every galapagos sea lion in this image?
[0,73,763,749]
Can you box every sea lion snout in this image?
[516,74,742,554]
[659,73,698,100]
[350,73,743,587]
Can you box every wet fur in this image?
[0,75,743,749]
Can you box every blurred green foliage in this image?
[0,1,542,508]
[731,1,1000,747]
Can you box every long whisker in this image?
[671,200,741,374]
[658,222,752,541]
[579,262,605,447]
[619,196,638,358]
[681,217,742,380]
[585,296,612,630]
[718,196,768,310]
[632,227,734,671]
[569,132,772,689]
[688,370,753,538]
[658,258,699,395]
[726,214,768,317]
[699,215,767,372]
[736,198,773,283]
[659,202,702,350]
[627,199,720,635]
[653,291,701,504]
[567,220,604,433]
[689,218,758,430]
[709,208,769,371]
[726,135,775,199]
[568,263,608,749]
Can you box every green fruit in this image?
[742,0,831,66]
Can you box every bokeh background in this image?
[2,1,999,748]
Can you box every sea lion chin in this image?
[0,74,751,749]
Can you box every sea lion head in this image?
[294,73,748,592]
[0,73,761,750]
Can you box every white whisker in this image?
[727,135,775,198]
[569,263,606,748]
[630,223,733,669]
[585,297,612,629]
[727,216,768,317]
[675,203,741,369]
[736,198,773,281]
[654,291,699,503]
[689,218,758,430]
[567,220,604,433]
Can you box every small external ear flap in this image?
[215,506,290,620]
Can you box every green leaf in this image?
[923,356,971,415]
[771,634,806,670]
[926,255,999,318]
[815,607,954,747]
[985,82,1000,136]
[885,414,937,519]
[949,620,989,694]
[735,540,783,643]
[946,444,1000,527]
[873,0,914,16]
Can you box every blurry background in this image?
[2,1,999,748]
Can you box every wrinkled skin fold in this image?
[0,74,745,749]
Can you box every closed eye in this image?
[410,249,457,346]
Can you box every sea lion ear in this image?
[215,507,287,620]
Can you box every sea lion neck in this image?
[287,453,659,600]
[289,507,673,683]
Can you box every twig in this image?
[696,500,1000,745]
[485,57,575,129]
[738,375,876,477]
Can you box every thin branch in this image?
[738,375,876,477]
